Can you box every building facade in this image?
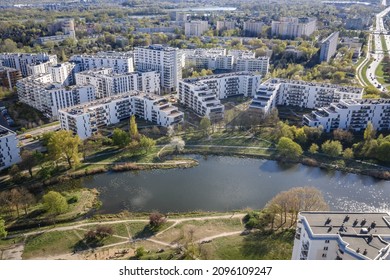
[49,62,79,86]
[70,52,134,74]
[0,53,57,77]
[243,21,264,37]
[179,72,262,120]
[292,211,390,260]
[303,99,390,132]
[0,67,22,90]
[0,125,21,171]
[319,31,339,63]
[216,21,235,31]
[59,92,184,139]
[235,57,269,76]
[184,48,234,71]
[184,21,209,36]
[134,45,182,93]
[75,68,160,98]
[271,17,317,39]
[17,74,96,119]
[250,78,363,114]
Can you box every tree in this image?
[376,142,390,162]
[199,116,211,136]
[333,129,353,143]
[364,122,376,142]
[19,150,39,177]
[343,148,354,159]
[276,137,303,159]
[265,187,329,228]
[149,212,166,229]
[18,188,35,215]
[139,135,156,153]
[112,128,130,148]
[0,218,7,239]
[9,165,22,182]
[47,130,81,168]
[321,140,343,157]
[42,191,68,215]
[129,115,139,140]
[309,143,319,154]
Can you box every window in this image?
[324,247,328,251]
[325,240,330,244]
[322,253,327,258]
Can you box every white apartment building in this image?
[75,68,160,98]
[292,212,390,260]
[0,53,57,77]
[184,21,209,36]
[303,99,390,132]
[243,21,264,37]
[184,48,234,71]
[271,17,317,39]
[70,52,134,74]
[319,31,340,63]
[216,20,235,31]
[250,78,363,113]
[17,74,96,119]
[179,72,262,120]
[59,92,184,139]
[49,62,79,86]
[0,125,21,171]
[38,18,76,44]
[235,57,269,76]
[134,45,182,93]
[227,50,255,63]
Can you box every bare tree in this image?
[265,187,329,228]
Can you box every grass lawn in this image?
[0,236,24,250]
[381,35,388,52]
[23,230,83,259]
[361,58,374,86]
[199,229,295,260]
[155,218,244,244]
[375,61,385,85]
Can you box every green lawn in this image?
[23,230,83,259]
[361,58,374,86]
[381,35,388,52]
[375,60,385,84]
[199,229,295,260]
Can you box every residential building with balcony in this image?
[59,92,183,139]
[250,78,363,114]
[303,99,390,132]
[292,211,390,260]
[185,21,209,36]
[0,53,57,77]
[0,125,21,171]
[271,17,317,39]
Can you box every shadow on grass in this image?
[133,225,158,239]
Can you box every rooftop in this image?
[183,71,260,83]
[300,211,390,260]
[0,125,15,137]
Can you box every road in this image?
[364,6,390,91]
[18,122,60,148]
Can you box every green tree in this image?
[47,130,81,168]
[376,142,390,162]
[42,191,68,215]
[309,143,319,154]
[321,140,343,157]
[112,128,130,148]
[139,135,156,153]
[0,218,7,239]
[276,137,303,159]
[129,115,139,140]
[9,165,22,182]
[200,116,211,136]
[19,150,39,177]
[364,122,376,142]
[343,148,354,159]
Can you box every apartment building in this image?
[250,78,363,113]
[243,21,264,37]
[184,21,209,36]
[0,53,58,77]
[17,74,96,119]
[134,45,182,93]
[59,92,184,139]
[184,48,234,71]
[0,66,22,90]
[292,211,390,260]
[75,68,160,98]
[179,72,262,120]
[0,125,21,171]
[70,52,134,74]
[319,31,339,63]
[235,56,269,76]
[303,99,390,132]
[38,18,76,44]
[49,62,79,86]
[271,17,317,39]
[216,20,236,31]
[227,50,255,63]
